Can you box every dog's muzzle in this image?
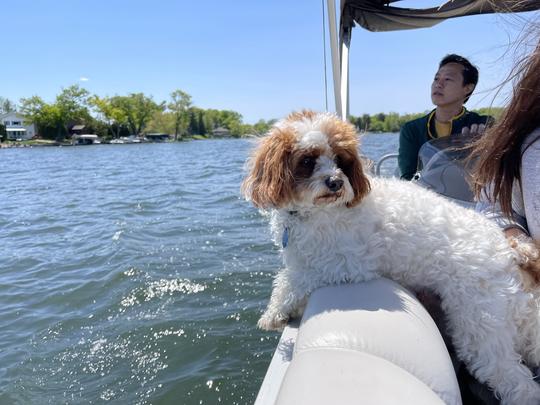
[325,176,344,192]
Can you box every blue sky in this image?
[2,1,538,123]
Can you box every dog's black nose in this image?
[325,177,343,192]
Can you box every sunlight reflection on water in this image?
[0,134,398,404]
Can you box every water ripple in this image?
[0,135,398,404]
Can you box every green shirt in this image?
[398,108,491,180]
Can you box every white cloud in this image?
[79,77,89,82]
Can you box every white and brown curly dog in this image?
[242,110,540,404]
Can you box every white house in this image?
[212,126,231,138]
[1,112,36,140]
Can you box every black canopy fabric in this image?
[341,0,540,34]
[331,0,539,118]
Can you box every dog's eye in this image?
[296,156,316,178]
[301,157,315,168]
[334,155,348,169]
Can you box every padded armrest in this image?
[275,279,461,405]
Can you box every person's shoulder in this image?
[402,112,431,130]
[463,110,492,124]
[405,112,431,125]
[523,127,540,149]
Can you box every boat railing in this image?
[374,153,399,177]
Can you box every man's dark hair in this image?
[439,54,479,103]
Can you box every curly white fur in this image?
[242,111,540,405]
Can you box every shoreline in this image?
[0,136,245,149]
[0,131,398,149]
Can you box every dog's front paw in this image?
[503,380,540,405]
[510,235,540,288]
[257,311,289,331]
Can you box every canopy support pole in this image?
[340,36,350,120]
[326,0,342,118]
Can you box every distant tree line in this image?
[349,107,504,133]
[1,90,505,142]
[0,87,278,142]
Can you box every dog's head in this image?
[242,110,370,210]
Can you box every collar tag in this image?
[282,226,289,248]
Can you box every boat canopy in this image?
[341,0,540,34]
[328,0,540,118]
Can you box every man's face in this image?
[431,62,475,107]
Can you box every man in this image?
[398,54,491,180]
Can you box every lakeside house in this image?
[72,134,100,145]
[1,112,36,140]
[212,127,231,138]
[145,133,170,142]
[70,124,86,136]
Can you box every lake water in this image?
[0,133,398,404]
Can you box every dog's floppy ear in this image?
[242,128,296,209]
[345,153,371,207]
[325,117,371,208]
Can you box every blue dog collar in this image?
[282,226,289,248]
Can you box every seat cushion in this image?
[276,348,445,405]
[276,279,461,405]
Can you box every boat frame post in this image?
[327,0,350,120]
[327,0,342,118]
[340,34,350,119]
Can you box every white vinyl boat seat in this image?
[275,279,462,405]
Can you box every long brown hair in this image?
[471,32,540,217]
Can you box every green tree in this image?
[218,110,243,137]
[188,109,198,135]
[87,118,110,138]
[350,114,371,132]
[369,115,385,132]
[203,109,221,131]
[110,93,164,135]
[0,123,6,142]
[168,89,192,140]
[375,112,386,123]
[239,123,256,136]
[56,85,90,120]
[398,112,425,129]
[146,110,175,134]
[361,114,371,132]
[253,119,275,135]
[473,107,504,121]
[20,85,91,141]
[19,96,62,140]
[197,110,206,135]
[56,85,92,138]
[348,115,360,131]
[89,95,129,138]
[382,112,400,133]
[0,97,16,114]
